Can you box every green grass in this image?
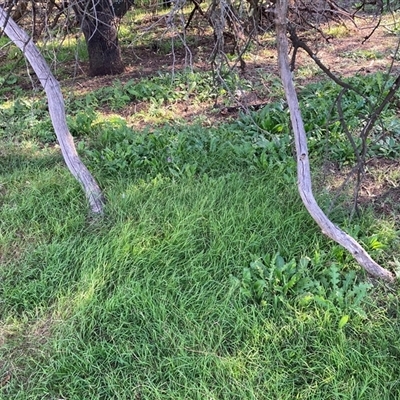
[1,126,400,398]
[341,49,385,60]
[2,52,400,399]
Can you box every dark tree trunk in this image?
[74,0,134,76]
[84,10,124,77]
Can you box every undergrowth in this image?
[2,71,400,166]
[1,70,400,398]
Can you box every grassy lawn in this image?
[2,88,400,397]
[2,7,400,399]
[1,146,399,399]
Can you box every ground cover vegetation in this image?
[1,0,400,398]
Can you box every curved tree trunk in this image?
[274,0,394,282]
[0,7,105,214]
[73,0,134,76]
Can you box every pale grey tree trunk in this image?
[0,7,105,214]
[274,0,394,282]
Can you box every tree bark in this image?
[73,0,133,76]
[274,0,394,282]
[0,7,105,214]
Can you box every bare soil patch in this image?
[359,158,400,219]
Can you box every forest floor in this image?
[1,7,400,215]
[8,7,400,217]
[68,11,400,119]
[96,9,400,218]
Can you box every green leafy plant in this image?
[238,254,310,308]
[303,264,372,317]
[82,118,297,180]
[0,74,18,86]
[68,107,98,137]
[341,49,384,60]
[236,253,372,316]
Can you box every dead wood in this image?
[275,0,394,282]
[0,7,105,214]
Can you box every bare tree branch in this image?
[0,6,105,214]
[275,0,395,282]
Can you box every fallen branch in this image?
[0,7,105,214]
[275,0,394,282]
